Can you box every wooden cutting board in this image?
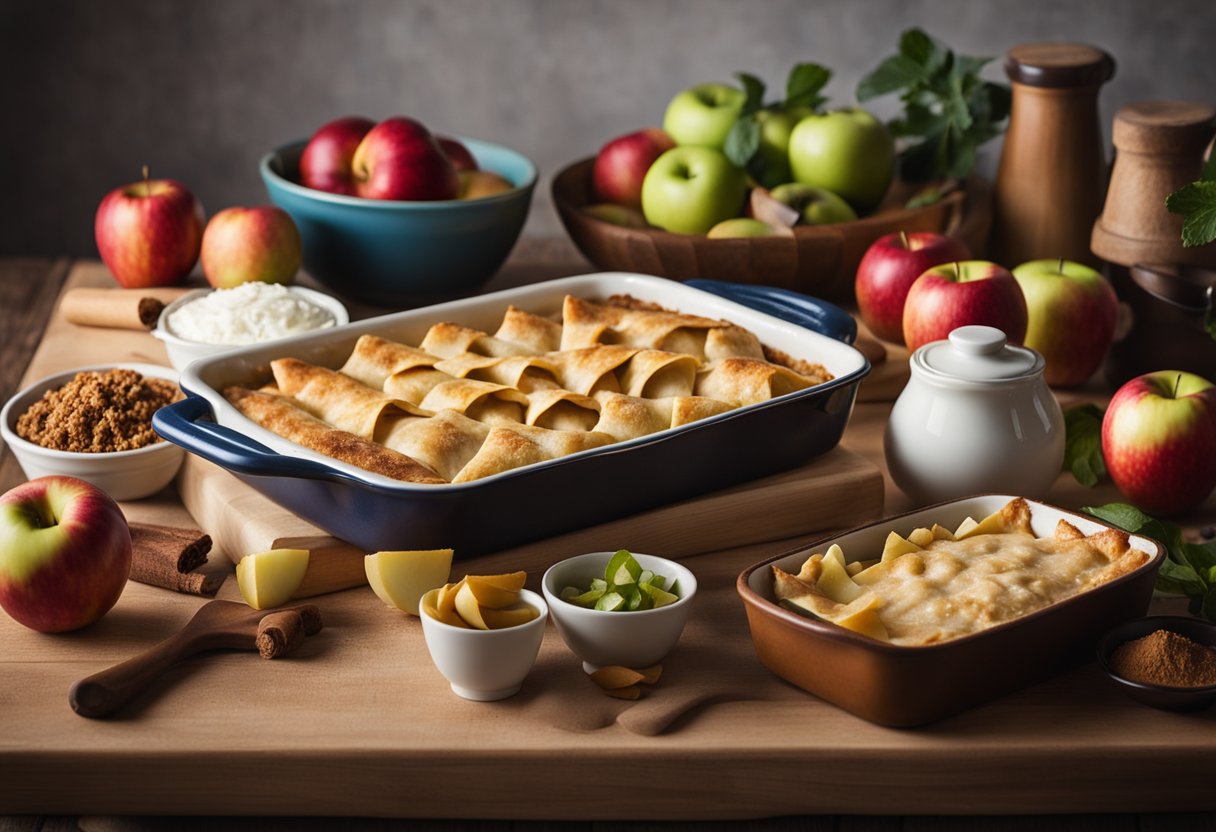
[16,262,885,593]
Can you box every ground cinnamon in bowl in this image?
[15,368,182,453]
[1109,629,1216,688]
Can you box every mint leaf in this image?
[900,28,949,75]
[1156,558,1207,598]
[784,62,831,112]
[735,72,766,117]
[857,54,925,101]
[1063,404,1107,487]
[1082,502,1153,532]
[1165,180,1216,247]
[905,191,942,209]
[1203,150,1216,182]
[723,114,761,168]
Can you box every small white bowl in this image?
[152,285,349,372]
[418,587,548,701]
[0,363,185,501]
[542,552,697,673]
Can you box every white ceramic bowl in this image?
[541,552,697,673]
[0,363,185,501]
[152,285,349,372]
[418,588,548,701]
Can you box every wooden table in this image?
[1,243,1215,832]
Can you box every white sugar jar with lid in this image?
[884,325,1065,502]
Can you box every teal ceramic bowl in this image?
[260,137,537,306]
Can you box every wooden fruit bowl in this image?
[552,157,993,303]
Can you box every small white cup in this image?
[418,588,548,701]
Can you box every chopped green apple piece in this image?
[595,591,626,611]
[560,550,681,612]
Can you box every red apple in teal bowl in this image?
[351,117,459,202]
[640,146,745,235]
[902,261,1028,353]
[94,169,204,289]
[1012,258,1119,388]
[0,476,131,633]
[299,116,375,196]
[662,83,746,150]
[855,231,971,344]
[1101,371,1216,516]
[788,108,895,214]
[200,205,302,288]
[592,128,675,210]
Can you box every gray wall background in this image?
[2,0,1212,257]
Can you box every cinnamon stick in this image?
[128,522,222,596]
[256,610,306,659]
[60,287,191,330]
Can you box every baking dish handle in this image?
[153,396,360,483]
[685,280,857,344]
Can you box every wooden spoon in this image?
[69,600,318,719]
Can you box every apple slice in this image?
[463,571,527,609]
[880,532,921,562]
[480,603,538,629]
[364,548,454,615]
[235,548,310,610]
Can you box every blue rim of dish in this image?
[259,136,539,210]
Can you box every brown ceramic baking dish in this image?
[736,495,1166,727]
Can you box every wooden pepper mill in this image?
[991,42,1115,268]
[1090,100,1216,268]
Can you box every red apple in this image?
[299,116,375,195]
[855,231,971,344]
[351,117,459,201]
[902,261,1029,353]
[1011,258,1119,388]
[200,206,302,288]
[1101,371,1216,516]
[437,136,478,172]
[592,128,675,210]
[0,476,131,633]
[94,168,204,288]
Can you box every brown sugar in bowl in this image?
[1097,615,1216,712]
[552,157,993,303]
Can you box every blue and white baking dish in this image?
[153,273,870,557]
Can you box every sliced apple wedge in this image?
[463,571,527,609]
[364,548,454,615]
[236,548,310,610]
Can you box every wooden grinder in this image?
[991,43,1115,267]
[1091,100,1216,268]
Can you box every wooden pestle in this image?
[68,600,322,719]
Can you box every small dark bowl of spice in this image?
[1097,615,1216,712]
[0,363,185,501]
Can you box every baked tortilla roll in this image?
[494,305,563,353]
[703,325,765,361]
[618,349,700,398]
[270,358,428,441]
[340,335,439,390]
[543,345,639,395]
[420,322,532,359]
[560,295,729,358]
[380,410,491,482]
[695,357,817,406]
[418,378,530,426]
[223,387,445,484]
[452,424,614,483]
[434,353,561,392]
[590,392,675,440]
[525,388,601,432]
[670,395,735,427]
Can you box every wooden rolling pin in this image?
[59,287,192,330]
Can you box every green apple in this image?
[769,183,857,225]
[788,108,895,214]
[662,83,746,150]
[641,147,746,235]
[752,110,796,188]
[707,218,785,239]
[583,203,650,228]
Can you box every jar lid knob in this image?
[948,326,1008,357]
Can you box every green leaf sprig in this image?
[1165,151,1216,248]
[856,29,1010,182]
[1062,403,1108,487]
[1083,503,1216,621]
[723,63,833,183]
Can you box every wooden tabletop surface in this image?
[2,240,1216,832]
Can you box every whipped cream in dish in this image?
[167,283,337,345]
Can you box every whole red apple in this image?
[592,128,675,210]
[855,231,971,344]
[200,206,302,288]
[0,476,131,633]
[1011,258,1119,388]
[902,261,1029,353]
[437,136,478,172]
[351,117,459,201]
[94,168,204,288]
[1101,371,1216,516]
[299,116,375,195]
